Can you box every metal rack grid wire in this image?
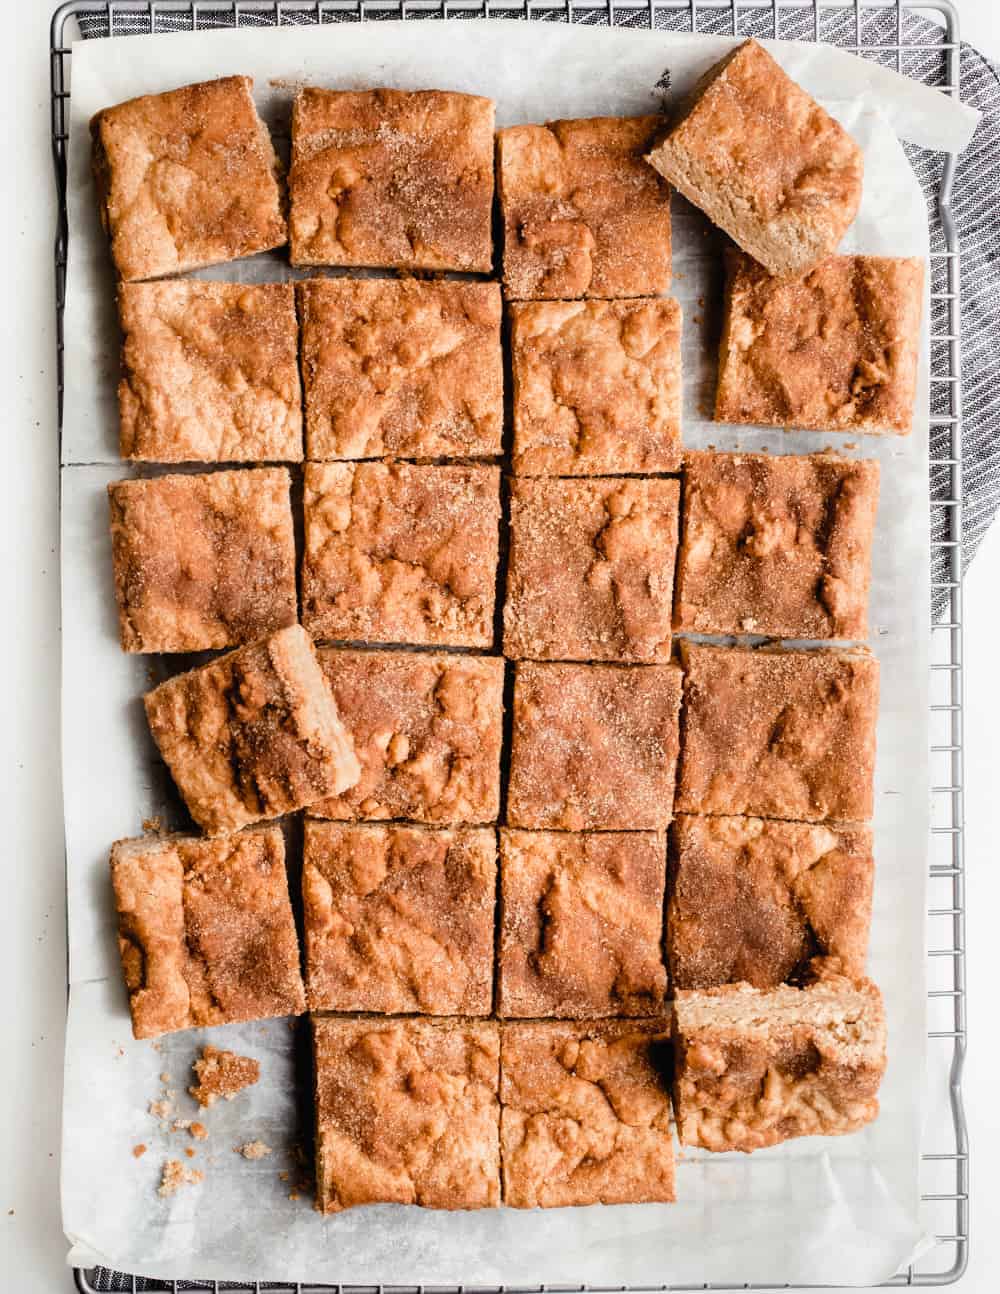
[51,0,968,1288]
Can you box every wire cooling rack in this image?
[51,0,969,1288]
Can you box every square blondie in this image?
[298,278,503,461]
[498,830,667,1018]
[675,451,879,639]
[507,661,682,831]
[504,476,679,662]
[303,821,496,1015]
[108,468,297,653]
[313,1017,500,1212]
[144,624,360,836]
[500,1021,674,1207]
[510,298,683,476]
[301,462,501,647]
[117,281,302,463]
[676,643,879,823]
[110,827,305,1039]
[289,88,494,272]
[646,40,862,277]
[716,252,924,434]
[309,650,504,824]
[497,116,671,300]
[91,76,285,282]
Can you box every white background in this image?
[3,0,998,1289]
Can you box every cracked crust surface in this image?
[303,821,496,1014]
[498,116,671,300]
[298,278,503,461]
[677,642,879,823]
[91,76,286,282]
[289,88,494,271]
[300,461,500,647]
[313,1017,500,1212]
[144,624,361,836]
[498,830,667,1018]
[110,828,305,1040]
[504,476,679,662]
[108,468,297,653]
[675,451,879,639]
[310,650,503,824]
[646,41,862,277]
[117,280,302,463]
[500,1020,674,1207]
[672,975,886,1152]
[507,661,682,831]
[716,252,924,434]
[189,1046,261,1107]
[668,814,874,990]
[510,298,682,476]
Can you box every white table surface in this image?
[4,0,999,1288]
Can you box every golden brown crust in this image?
[310,650,504,824]
[298,278,503,461]
[312,1017,500,1212]
[504,476,679,662]
[109,828,305,1040]
[498,830,667,1018]
[91,76,286,282]
[500,1020,674,1207]
[303,822,496,1015]
[507,661,682,831]
[646,41,862,277]
[675,451,879,639]
[189,1046,261,1107]
[117,281,302,463]
[676,642,879,823]
[289,88,494,272]
[668,814,874,990]
[107,469,297,653]
[143,624,361,836]
[300,461,501,648]
[498,116,671,300]
[510,298,682,476]
[716,252,924,434]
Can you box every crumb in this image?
[184,1148,196,1159]
[116,1047,125,1057]
[288,1191,299,1201]
[190,1121,208,1141]
[235,1140,273,1160]
[159,1072,171,1083]
[158,1159,204,1197]
[148,1099,172,1120]
[132,1144,147,1159]
[278,1170,290,1182]
[189,1046,261,1108]
[143,816,164,834]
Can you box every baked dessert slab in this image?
[676,642,878,823]
[107,468,297,653]
[144,623,360,836]
[298,278,503,461]
[510,298,683,476]
[91,76,285,282]
[312,1017,500,1212]
[675,451,879,639]
[646,40,862,277]
[716,251,924,434]
[309,649,504,824]
[498,829,667,1018]
[303,821,496,1015]
[668,814,874,990]
[300,461,501,647]
[110,827,305,1039]
[504,476,679,662]
[289,88,494,272]
[507,661,682,831]
[500,1020,674,1207]
[672,975,886,1151]
[117,280,302,463]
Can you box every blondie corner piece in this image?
[110,827,305,1040]
[144,624,360,836]
[313,1017,500,1212]
[91,76,285,282]
[500,1020,674,1207]
[672,975,886,1152]
[646,40,862,277]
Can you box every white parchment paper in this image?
[60,19,978,1286]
